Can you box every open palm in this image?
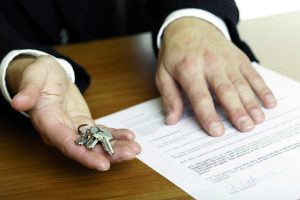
[8,55,141,171]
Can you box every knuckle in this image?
[248,74,264,85]
[232,48,250,63]
[231,77,250,90]
[190,91,211,106]
[210,74,223,85]
[231,50,251,70]
[232,78,246,87]
[39,55,54,62]
[162,92,177,105]
[204,50,225,70]
[237,53,250,63]
[216,83,235,97]
[39,55,60,68]
[175,56,197,80]
[180,56,197,69]
[204,50,217,66]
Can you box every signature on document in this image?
[225,172,279,195]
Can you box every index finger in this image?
[172,60,224,136]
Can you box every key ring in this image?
[77,124,94,134]
[75,124,114,155]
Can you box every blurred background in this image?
[235,0,300,20]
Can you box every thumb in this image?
[156,65,184,125]
[11,63,47,112]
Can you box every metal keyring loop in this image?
[77,124,93,134]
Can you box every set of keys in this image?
[75,124,114,155]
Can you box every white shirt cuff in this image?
[157,8,231,48]
[0,49,75,103]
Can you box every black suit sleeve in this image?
[0,12,90,93]
[146,0,258,62]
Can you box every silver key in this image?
[75,126,90,145]
[75,136,89,145]
[101,135,114,155]
[85,137,98,149]
[75,125,114,155]
[76,126,95,146]
[93,128,114,155]
[84,127,101,149]
[76,132,98,149]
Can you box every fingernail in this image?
[209,122,224,136]
[96,163,110,171]
[97,167,109,171]
[12,92,24,101]
[237,116,254,131]
[265,94,277,108]
[124,155,136,161]
[249,108,265,124]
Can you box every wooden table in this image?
[0,11,299,199]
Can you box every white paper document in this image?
[97,64,300,200]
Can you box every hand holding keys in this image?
[75,124,114,155]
